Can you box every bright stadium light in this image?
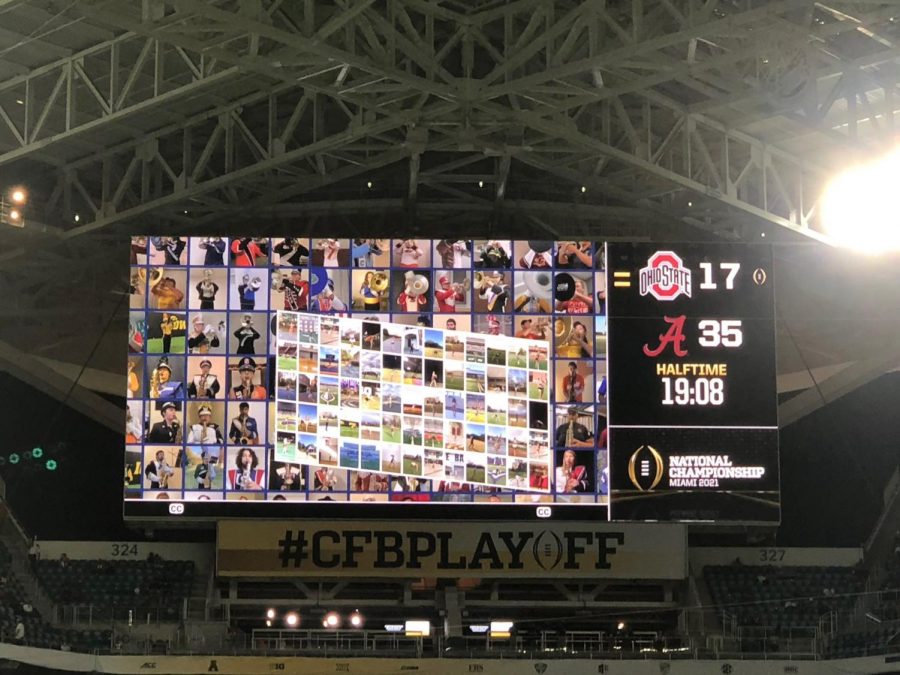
[284,612,300,627]
[10,188,26,204]
[822,146,900,254]
[324,612,340,628]
[266,608,276,620]
[349,611,363,628]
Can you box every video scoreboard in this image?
[607,244,779,522]
[124,237,778,523]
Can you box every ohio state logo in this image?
[639,251,692,301]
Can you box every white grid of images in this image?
[275,311,552,491]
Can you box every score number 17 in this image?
[699,262,740,290]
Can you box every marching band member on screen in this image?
[195,270,219,309]
[194,450,216,489]
[273,269,309,311]
[151,358,184,400]
[145,450,175,490]
[125,404,142,444]
[359,271,384,311]
[554,407,594,448]
[199,237,226,265]
[229,402,259,445]
[555,278,593,314]
[435,240,471,268]
[127,359,140,398]
[231,237,266,267]
[320,239,341,267]
[519,242,552,269]
[237,275,261,311]
[562,361,585,403]
[273,464,302,490]
[232,357,267,400]
[564,321,593,357]
[395,239,424,268]
[555,450,588,493]
[151,277,184,310]
[556,241,592,269]
[310,279,347,313]
[228,448,263,490]
[434,274,464,312]
[188,316,222,354]
[152,236,185,265]
[274,238,309,267]
[397,272,428,312]
[188,358,220,399]
[233,314,261,355]
[479,241,510,268]
[314,466,337,491]
[478,271,509,313]
[147,402,182,443]
[188,405,224,445]
[352,238,384,267]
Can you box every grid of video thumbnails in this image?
[126,237,608,506]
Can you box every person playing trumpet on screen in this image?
[434,274,465,312]
[272,268,309,311]
[187,316,222,355]
[151,276,184,310]
[229,402,259,445]
[188,404,224,445]
[395,239,423,268]
[233,314,260,355]
[556,241,592,269]
[199,237,226,266]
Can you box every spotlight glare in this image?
[265,620,272,627]
[284,611,299,627]
[74,214,80,222]
[366,181,373,189]
[822,146,900,254]
[266,608,276,620]
[580,186,586,193]
[9,453,19,465]
[324,611,340,628]
[46,459,57,471]
[8,209,21,221]
[11,188,26,204]
[32,447,43,458]
[349,611,363,628]
[478,180,484,188]
[617,621,626,631]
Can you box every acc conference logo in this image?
[639,251,692,301]
[628,445,665,491]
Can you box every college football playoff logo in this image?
[639,251,692,301]
[628,445,665,491]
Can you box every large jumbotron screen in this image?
[125,238,779,522]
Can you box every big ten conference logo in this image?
[639,251,692,301]
[627,445,664,491]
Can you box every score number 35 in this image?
[698,320,742,348]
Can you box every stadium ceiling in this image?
[0,0,899,430]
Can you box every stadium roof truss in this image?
[0,0,899,428]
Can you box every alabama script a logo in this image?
[639,251,692,301]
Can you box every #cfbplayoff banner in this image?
[217,520,686,579]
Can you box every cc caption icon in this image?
[168,503,185,515]
[536,506,552,518]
